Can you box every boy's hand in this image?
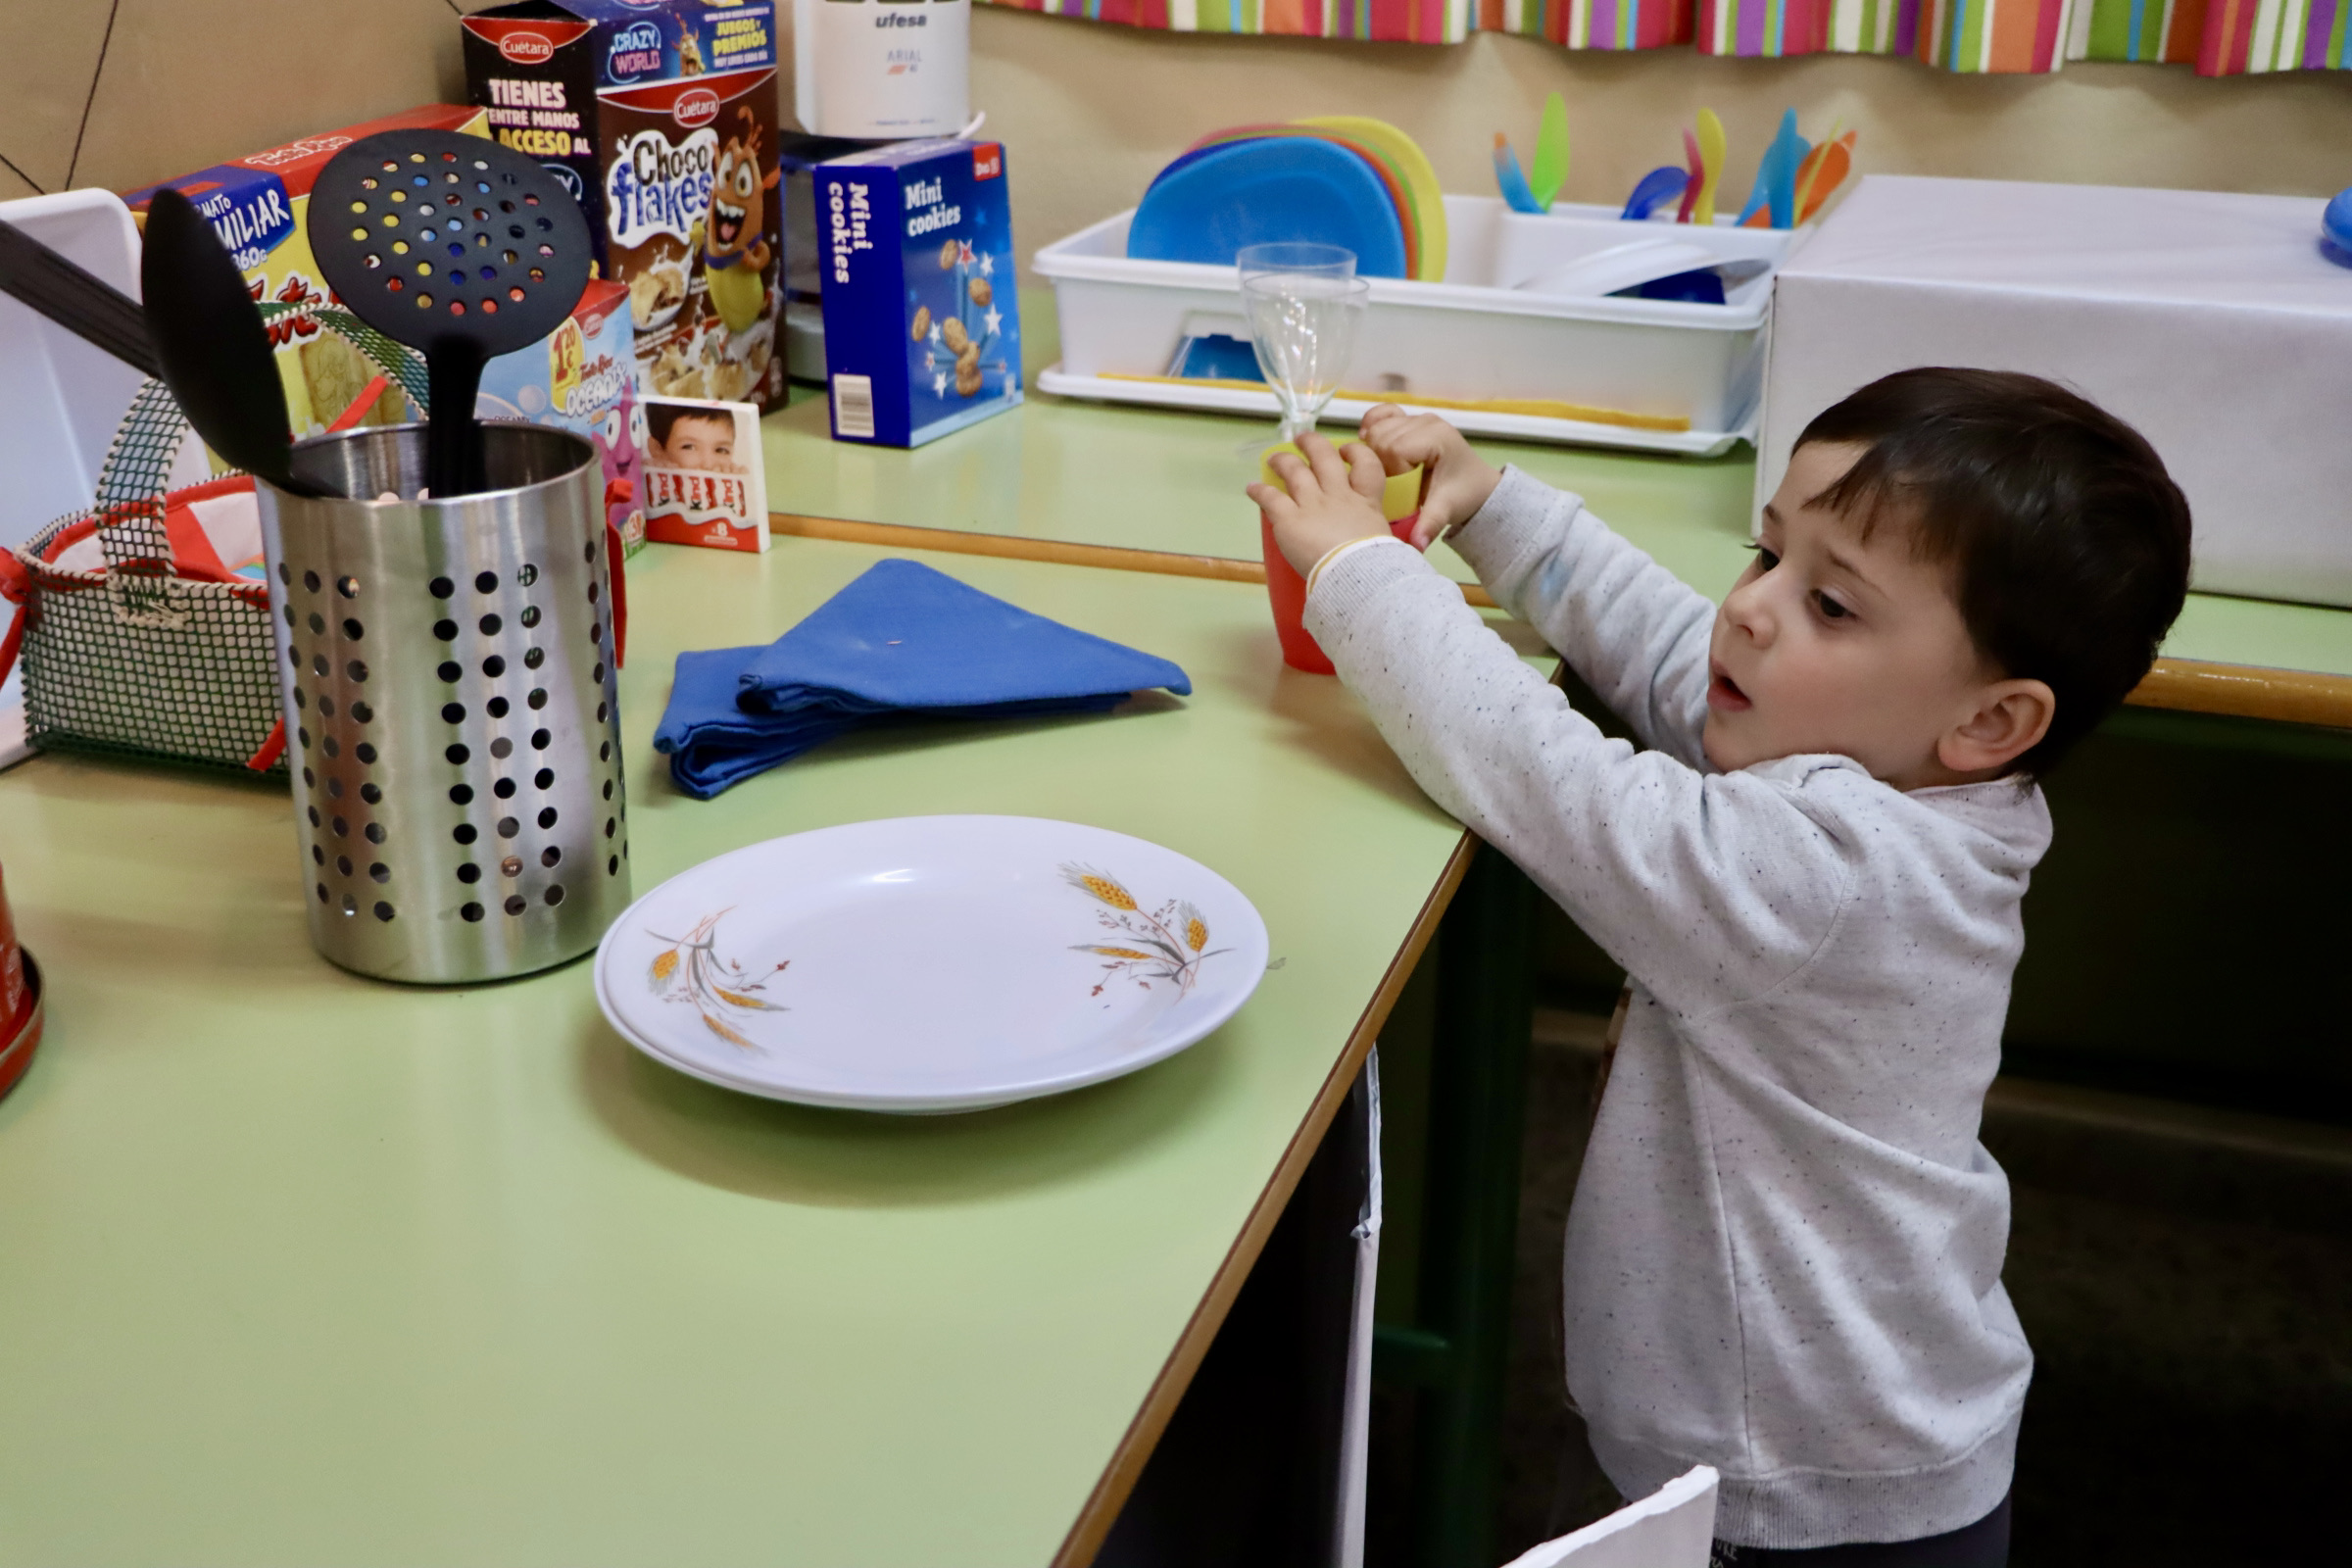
[1357,405,1504,548]
[1248,432,1393,577]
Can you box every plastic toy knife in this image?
[1692,108,1725,228]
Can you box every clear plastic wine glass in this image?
[1236,241,1357,288]
[1242,270,1371,443]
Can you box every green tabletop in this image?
[0,540,1467,1567]
[760,290,2352,685]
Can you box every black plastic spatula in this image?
[307,130,592,499]
[139,186,322,496]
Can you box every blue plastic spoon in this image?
[1494,135,1544,215]
[1621,166,1690,222]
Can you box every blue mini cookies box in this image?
[814,139,1021,447]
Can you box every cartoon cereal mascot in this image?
[704,110,779,335]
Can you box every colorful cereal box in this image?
[813,137,1020,447]
[639,396,767,552]
[123,105,493,438]
[462,0,786,413]
[477,278,648,557]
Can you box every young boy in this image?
[647,403,746,473]
[1250,369,2191,1564]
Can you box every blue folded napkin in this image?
[653,559,1192,798]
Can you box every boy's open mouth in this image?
[1707,660,1751,712]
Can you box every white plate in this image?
[1035,365,1754,458]
[594,816,1270,1113]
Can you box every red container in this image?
[0,953,42,1102]
[0,865,26,1042]
[1261,512,1425,675]
[0,863,38,1102]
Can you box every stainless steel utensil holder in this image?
[258,423,630,983]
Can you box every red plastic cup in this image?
[0,865,25,1042]
[1261,511,1425,675]
[0,865,38,1102]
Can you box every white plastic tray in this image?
[1033,195,1799,455]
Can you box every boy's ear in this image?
[1938,678,2055,776]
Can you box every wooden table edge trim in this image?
[2123,658,2352,729]
[1049,831,1481,1568]
[767,513,2352,729]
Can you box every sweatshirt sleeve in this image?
[1446,466,1718,769]
[1303,540,1854,1014]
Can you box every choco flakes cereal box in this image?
[463,0,786,414]
[124,105,492,438]
[814,137,1020,448]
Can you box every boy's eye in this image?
[1752,545,1780,571]
[1814,591,1851,620]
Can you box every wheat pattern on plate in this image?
[1063,863,1231,997]
[647,910,791,1049]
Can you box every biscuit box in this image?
[123,105,491,438]
[477,278,649,557]
[814,137,1021,447]
[462,0,787,413]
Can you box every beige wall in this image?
[4,1,2350,274]
[974,13,2352,269]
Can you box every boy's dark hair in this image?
[1797,368,2191,778]
[647,403,733,447]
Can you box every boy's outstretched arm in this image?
[1261,447,1851,1013]
[1355,411,1718,768]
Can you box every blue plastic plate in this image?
[1127,138,1407,279]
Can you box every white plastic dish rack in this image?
[1033,196,1804,457]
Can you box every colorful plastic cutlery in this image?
[1693,108,1726,228]
[1676,129,1703,223]
[1621,166,1690,222]
[1794,129,1855,223]
[1771,113,1806,229]
[1494,134,1544,215]
[1743,127,1854,227]
[1737,111,1805,229]
[1529,92,1570,213]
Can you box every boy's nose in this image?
[1722,575,1776,644]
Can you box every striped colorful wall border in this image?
[1914,0,2075,69]
[2192,0,2352,69]
[975,0,2351,68]
[1474,0,1696,45]
[2068,0,2210,59]
[975,0,1478,41]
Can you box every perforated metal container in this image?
[258,423,630,983]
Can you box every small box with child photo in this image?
[641,397,770,555]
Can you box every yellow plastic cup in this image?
[1257,441,1424,522]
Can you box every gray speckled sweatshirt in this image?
[1303,467,2043,1549]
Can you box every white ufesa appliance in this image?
[792,0,970,139]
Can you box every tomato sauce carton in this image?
[462,1,787,414]
[123,105,493,438]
